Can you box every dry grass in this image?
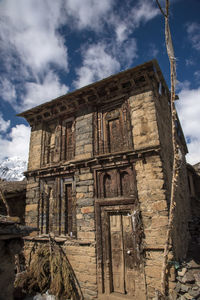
[15,239,82,300]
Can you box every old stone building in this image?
[18,60,191,299]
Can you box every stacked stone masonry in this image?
[20,60,191,299]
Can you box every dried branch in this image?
[155,0,167,17]
[155,0,179,297]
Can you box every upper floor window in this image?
[94,100,133,155]
[42,118,75,166]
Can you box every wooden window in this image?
[39,180,55,235]
[64,184,76,236]
[103,174,112,198]
[98,170,118,198]
[107,118,123,152]
[120,170,136,197]
[120,172,130,196]
[42,118,75,166]
[61,120,75,161]
[97,166,137,199]
[39,178,76,237]
[94,101,133,155]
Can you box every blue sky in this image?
[0,0,200,166]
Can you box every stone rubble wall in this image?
[129,89,171,297]
[28,124,43,171]
[153,83,191,261]
[174,260,200,300]
[25,177,40,230]
[129,90,160,150]
[135,154,169,298]
[75,110,93,161]
[64,242,97,299]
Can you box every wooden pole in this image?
[155,0,180,297]
[0,187,10,216]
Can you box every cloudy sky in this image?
[0,0,199,166]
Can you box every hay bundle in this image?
[15,238,81,300]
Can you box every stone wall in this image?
[75,109,93,161]
[64,241,97,299]
[153,80,191,261]
[25,177,40,230]
[28,124,43,171]
[135,154,169,298]
[129,90,160,150]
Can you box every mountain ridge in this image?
[0,157,27,181]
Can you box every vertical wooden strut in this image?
[0,187,10,216]
[155,0,180,297]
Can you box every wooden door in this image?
[110,214,125,293]
[122,214,136,295]
[99,207,140,297]
[109,212,136,296]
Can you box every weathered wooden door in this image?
[109,212,135,296]
[98,205,142,298]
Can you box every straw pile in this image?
[15,238,81,300]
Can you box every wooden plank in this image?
[122,214,136,296]
[110,213,125,294]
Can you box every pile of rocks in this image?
[175,260,200,300]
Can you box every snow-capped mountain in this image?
[0,157,27,181]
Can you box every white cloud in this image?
[0,114,10,133]
[111,0,159,45]
[0,0,68,77]
[74,43,120,88]
[118,38,138,66]
[0,78,17,105]
[176,85,200,165]
[176,80,191,92]
[115,23,128,43]
[148,43,159,58]
[194,70,200,80]
[64,0,114,31]
[0,124,31,162]
[186,22,200,51]
[20,72,68,111]
[185,58,195,66]
[131,0,159,26]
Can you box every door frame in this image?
[95,198,136,296]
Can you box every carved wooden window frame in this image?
[41,117,75,166]
[93,99,133,156]
[38,175,76,237]
[95,165,137,200]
